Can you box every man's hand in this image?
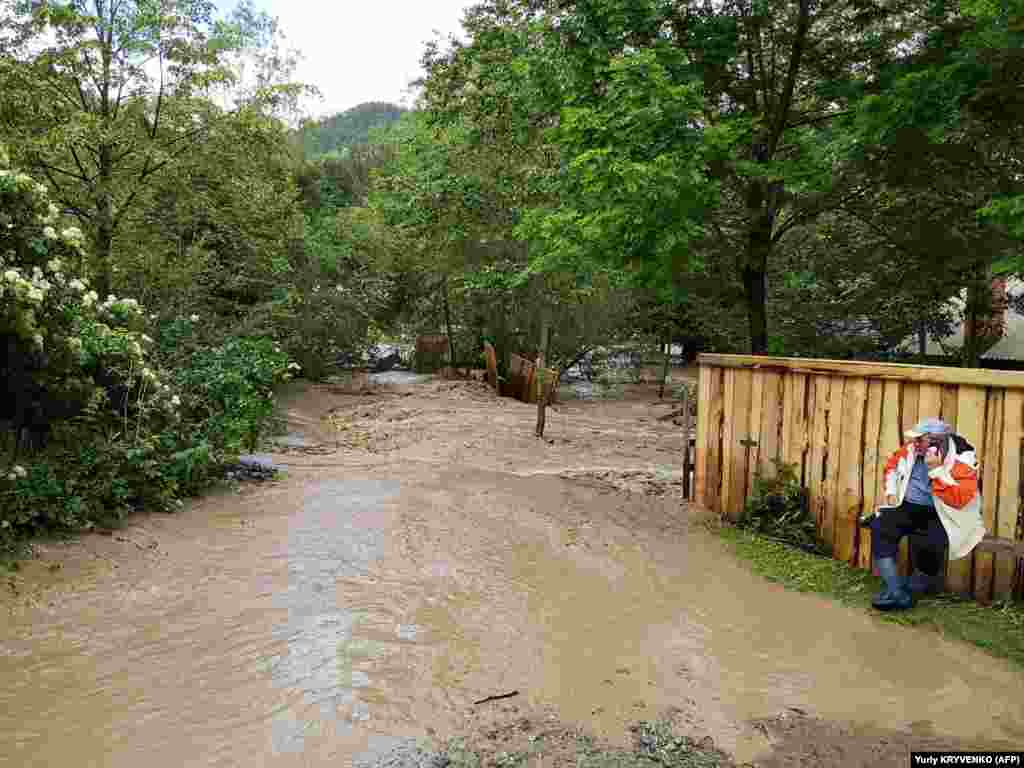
[925,446,943,469]
[885,495,898,507]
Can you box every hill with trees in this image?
[296,102,407,159]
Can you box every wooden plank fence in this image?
[696,354,1024,602]
[508,353,560,405]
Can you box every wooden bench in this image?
[973,536,1024,557]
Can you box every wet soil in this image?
[1,376,1022,767]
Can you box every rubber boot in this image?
[907,570,942,596]
[872,557,915,611]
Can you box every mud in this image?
[1,376,1022,768]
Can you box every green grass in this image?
[438,720,733,768]
[714,524,1024,670]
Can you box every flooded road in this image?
[2,378,1023,767]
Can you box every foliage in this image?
[0,0,307,298]
[433,719,733,768]
[172,336,290,454]
[738,459,825,555]
[295,102,407,160]
[0,157,293,547]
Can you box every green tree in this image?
[419,0,968,353]
[0,0,302,298]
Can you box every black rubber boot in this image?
[872,557,915,611]
[907,570,942,596]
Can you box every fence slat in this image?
[995,390,1023,600]
[746,370,765,492]
[728,369,754,521]
[782,374,808,476]
[875,380,904,577]
[719,369,738,519]
[759,372,783,481]
[941,385,959,428]
[704,368,726,514]
[977,389,1004,603]
[808,376,831,539]
[897,383,921,575]
[834,378,867,564]
[918,383,943,423]
[695,364,712,507]
[954,386,985,596]
[822,376,846,556]
[859,380,885,570]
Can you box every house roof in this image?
[901,278,1024,361]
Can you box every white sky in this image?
[233,0,474,118]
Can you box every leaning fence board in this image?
[995,390,1023,600]
[836,378,867,565]
[859,380,885,570]
[976,390,1003,602]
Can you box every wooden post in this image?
[535,314,550,438]
[483,342,498,390]
[680,386,692,503]
[659,333,672,399]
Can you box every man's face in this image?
[913,433,944,454]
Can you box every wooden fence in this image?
[415,335,449,373]
[695,354,1024,602]
[508,353,560,404]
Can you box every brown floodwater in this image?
[2,379,1022,767]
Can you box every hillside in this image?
[298,102,407,159]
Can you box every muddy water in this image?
[2,381,1023,767]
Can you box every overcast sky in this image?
[233,0,474,119]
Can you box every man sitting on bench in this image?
[871,417,987,611]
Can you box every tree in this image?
[418,0,963,353]
[0,0,302,297]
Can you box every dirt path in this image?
[1,377,1022,768]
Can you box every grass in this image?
[712,523,1024,670]
[436,719,734,768]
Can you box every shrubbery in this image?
[1,154,295,548]
[738,459,827,555]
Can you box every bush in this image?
[738,459,827,555]
[173,336,290,454]
[0,152,294,546]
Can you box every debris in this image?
[472,691,520,706]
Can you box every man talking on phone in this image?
[870,417,987,611]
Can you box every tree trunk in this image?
[743,178,774,355]
[917,323,927,361]
[741,252,770,355]
[94,142,115,298]
[659,332,672,399]
[535,313,550,439]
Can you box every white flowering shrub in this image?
[0,153,187,537]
